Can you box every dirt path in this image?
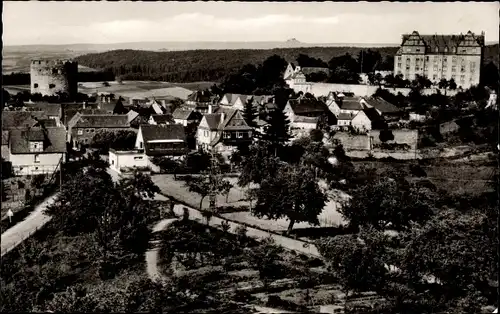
[1,192,57,257]
[145,218,178,282]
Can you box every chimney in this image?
[83,101,87,109]
[208,104,213,114]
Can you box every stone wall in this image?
[291,82,457,97]
[30,59,78,97]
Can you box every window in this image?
[204,131,208,137]
[433,75,437,80]
[461,67,465,72]
[33,83,38,88]
[223,132,231,139]
[34,154,40,163]
[134,156,143,160]
[416,48,420,52]
[139,141,143,149]
[49,84,56,89]
[236,132,244,139]
[461,49,466,53]
[425,56,429,61]
[397,56,401,61]
[30,141,43,153]
[77,130,83,135]
[406,58,410,63]
[452,66,456,72]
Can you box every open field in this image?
[4,80,215,98]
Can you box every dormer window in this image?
[452,47,456,53]
[30,141,43,153]
[435,47,439,52]
[444,47,448,53]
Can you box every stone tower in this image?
[30,59,78,98]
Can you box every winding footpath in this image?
[1,193,57,257]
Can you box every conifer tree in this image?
[242,98,258,128]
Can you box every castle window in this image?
[49,84,56,89]
[33,83,38,88]
[34,154,40,164]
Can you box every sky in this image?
[3,2,499,46]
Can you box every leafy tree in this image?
[296,54,328,68]
[327,53,361,84]
[379,129,395,142]
[305,71,328,83]
[252,163,327,233]
[221,180,233,203]
[357,49,382,74]
[338,176,436,231]
[238,142,281,187]
[480,61,500,90]
[242,98,258,129]
[448,78,457,90]
[184,150,211,173]
[91,130,136,154]
[246,238,284,288]
[316,234,388,303]
[438,78,449,90]
[309,129,324,142]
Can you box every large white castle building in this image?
[394,31,485,89]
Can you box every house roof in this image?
[140,124,186,155]
[126,110,140,123]
[24,102,62,117]
[38,119,58,128]
[71,115,130,128]
[287,98,329,115]
[151,114,174,124]
[221,110,252,131]
[222,94,252,106]
[2,111,48,130]
[337,113,356,121]
[63,108,108,125]
[203,113,223,130]
[172,108,195,120]
[301,67,330,75]
[363,97,401,114]
[400,31,484,54]
[9,127,67,154]
[187,90,215,103]
[361,108,386,129]
[339,97,364,111]
[294,116,319,123]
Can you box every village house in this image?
[284,63,330,81]
[24,102,63,126]
[337,108,386,132]
[148,114,175,125]
[360,96,403,121]
[186,90,219,113]
[8,127,67,176]
[196,108,253,154]
[135,124,188,158]
[67,114,131,147]
[219,94,250,110]
[172,108,202,126]
[326,94,364,117]
[284,96,333,130]
[1,111,50,130]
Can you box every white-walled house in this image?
[172,108,202,126]
[135,124,187,158]
[8,127,67,176]
[108,149,148,173]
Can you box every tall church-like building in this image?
[394,31,485,89]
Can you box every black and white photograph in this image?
[1,1,499,313]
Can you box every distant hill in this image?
[72,46,401,83]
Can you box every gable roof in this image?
[126,110,140,123]
[287,98,329,115]
[338,97,364,111]
[63,108,108,125]
[9,127,67,154]
[139,124,187,155]
[363,97,401,114]
[71,115,130,128]
[221,109,252,131]
[2,111,48,130]
[151,114,174,124]
[337,113,356,121]
[172,108,195,120]
[222,94,251,106]
[400,31,484,54]
[203,113,223,130]
[24,102,62,117]
[361,108,386,129]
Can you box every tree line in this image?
[2,71,115,86]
